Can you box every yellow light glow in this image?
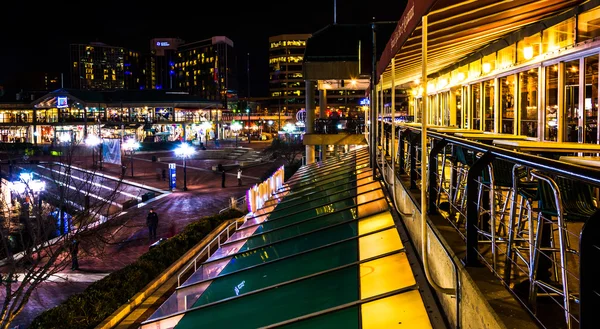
[457,72,465,81]
[359,253,415,298]
[361,290,433,329]
[413,78,420,85]
[482,62,491,73]
[411,89,417,96]
[350,79,357,86]
[523,46,534,60]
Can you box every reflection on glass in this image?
[519,69,538,137]
[543,18,575,53]
[517,34,541,63]
[565,59,580,142]
[585,55,598,144]
[545,65,558,141]
[500,75,515,134]
[578,7,600,42]
[463,86,469,128]
[471,83,481,130]
[483,80,495,132]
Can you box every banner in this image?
[102,138,122,165]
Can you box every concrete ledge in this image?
[95,219,236,329]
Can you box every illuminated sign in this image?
[156,41,171,47]
[359,98,370,106]
[57,97,68,108]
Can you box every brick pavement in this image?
[7,147,285,328]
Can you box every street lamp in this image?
[85,134,102,169]
[175,143,195,191]
[268,120,273,136]
[246,108,251,143]
[231,121,243,148]
[122,139,141,177]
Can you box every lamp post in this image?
[246,108,251,143]
[231,121,242,148]
[85,134,101,169]
[122,139,141,177]
[268,120,273,136]
[175,143,195,191]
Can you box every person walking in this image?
[70,239,80,271]
[237,168,242,186]
[221,169,226,188]
[147,208,159,240]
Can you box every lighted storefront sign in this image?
[57,97,68,108]
[156,41,171,47]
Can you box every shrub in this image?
[29,208,245,329]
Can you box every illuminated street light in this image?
[231,121,243,148]
[122,139,141,177]
[85,135,102,168]
[268,120,274,135]
[175,143,196,191]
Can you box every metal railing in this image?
[314,118,365,134]
[218,195,247,214]
[389,126,600,329]
[177,217,245,286]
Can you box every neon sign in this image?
[57,97,68,108]
[156,41,170,47]
[359,98,370,106]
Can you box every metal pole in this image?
[183,157,188,191]
[370,18,377,175]
[334,0,337,24]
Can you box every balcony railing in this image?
[314,118,365,134]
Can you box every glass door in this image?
[564,59,580,142]
[584,54,599,143]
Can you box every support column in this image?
[391,58,396,173]
[305,80,316,164]
[319,88,327,162]
[370,20,377,174]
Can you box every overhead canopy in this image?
[377,0,584,87]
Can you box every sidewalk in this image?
[8,151,285,328]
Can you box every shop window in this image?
[519,69,538,137]
[544,65,559,141]
[543,17,575,53]
[482,53,496,75]
[578,7,600,42]
[565,59,580,142]
[455,89,462,128]
[584,55,599,143]
[483,80,495,132]
[469,60,481,80]
[500,75,516,134]
[471,83,481,130]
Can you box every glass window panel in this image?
[482,53,496,75]
[463,86,469,128]
[545,65,559,141]
[498,44,516,70]
[471,84,481,130]
[455,89,462,128]
[565,59,580,142]
[543,18,575,53]
[469,60,481,80]
[483,80,495,132]
[584,55,599,144]
[500,75,516,134]
[517,34,541,63]
[519,69,539,137]
[578,7,600,43]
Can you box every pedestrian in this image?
[221,169,226,188]
[147,208,159,240]
[237,168,242,186]
[70,239,80,271]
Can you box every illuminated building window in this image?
[543,17,575,53]
[578,7,600,42]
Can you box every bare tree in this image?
[265,137,304,166]
[0,140,127,329]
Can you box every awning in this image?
[377,0,584,85]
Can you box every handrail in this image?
[177,218,245,286]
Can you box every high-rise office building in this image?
[268,34,311,113]
[174,36,236,105]
[70,42,141,90]
[148,38,184,90]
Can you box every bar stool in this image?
[449,146,476,220]
[527,171,596,328]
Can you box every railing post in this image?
[428,139,448,214]
[399,129,408,174]
[580,208,600,328]
[410,131,418,189]
[465,151,493,266]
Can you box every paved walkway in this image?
[7,147,284,328]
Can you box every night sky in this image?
[0,0,405,96]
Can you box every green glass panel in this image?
[268,190,362,222]
[279,306,359,329]
[192,239,358,307]
[251,206,358,241]
[223,221,358,274]
[175,266,359,329]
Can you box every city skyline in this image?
[0,0,404,97]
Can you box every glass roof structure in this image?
[141,146,435,329]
